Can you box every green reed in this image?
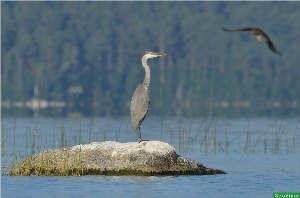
[79,118,82,145]
[1,126,8,158]
[272,121,285,153]
[115,119,123,142]
[88,116,94,143]
[244,129,252,153]
[224,129,229,153]
[60,123,66,148]
[212,128,217,154]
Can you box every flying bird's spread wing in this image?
[222,27,254,32]
[256,30,282,55]
[266,39,282,55]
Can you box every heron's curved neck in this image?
[142,57,150,86]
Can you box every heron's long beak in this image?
[153,52,166,56]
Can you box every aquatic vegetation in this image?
[1,117,299,175]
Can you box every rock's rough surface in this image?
[10,141,226,176]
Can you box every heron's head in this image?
[143,51,166,60]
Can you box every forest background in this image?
[2,1,300,117]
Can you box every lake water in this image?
[1,117,300,198]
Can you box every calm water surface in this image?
[1,117,300,198]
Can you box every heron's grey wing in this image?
[130,84,149,130]
[222,27,253,32]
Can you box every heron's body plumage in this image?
[130,83,149,133]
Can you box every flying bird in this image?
[222,27,282,55]
[130,51,166,142]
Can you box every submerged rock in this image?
[9,141,226,176]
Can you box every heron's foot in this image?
[138,139,149,143]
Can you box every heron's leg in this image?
[137,128,149,143]
[137,127,142,142]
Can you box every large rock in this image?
[9,141,226,176]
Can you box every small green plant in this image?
[8,148,85,176]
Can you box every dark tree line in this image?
[2,2,300,117]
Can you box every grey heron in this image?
[130,51,166,142]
